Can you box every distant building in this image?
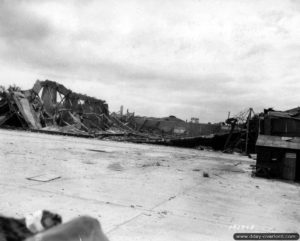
[190,117,199,124]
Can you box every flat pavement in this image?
[0,129,299,241]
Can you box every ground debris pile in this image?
[0,80,110,136]
[0,80,161,141]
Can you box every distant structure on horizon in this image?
[190,117,199,124]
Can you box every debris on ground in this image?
[168,196,176,200]
[27,174,61,182]
[157,210,168,217]
[140,161,163,168]
[82,160,96,165]
[87,149,107,153]
[234,162,242,166]
[203,172,210,177]
[0,80,109,135]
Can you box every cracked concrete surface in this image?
[0,129,299,241]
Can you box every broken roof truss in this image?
[0,80,110,134]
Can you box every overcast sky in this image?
[0,0,299,122]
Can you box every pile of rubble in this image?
[0,80,161,142]
[0,80,110,136]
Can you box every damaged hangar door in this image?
[282,152,297,180]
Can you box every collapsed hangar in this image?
[0,80,109,133]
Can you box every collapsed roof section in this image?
[0,86,42,129]
[0,80,110,134]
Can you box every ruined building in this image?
[0,80,109,134]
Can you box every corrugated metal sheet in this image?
[285,106,300,115]
[268,111,291,118]
[256,135,300,149]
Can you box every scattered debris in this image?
[82,160,96,165]
[157,210,168,217]
[141,162,162,168]
[87,149,107,153]
[168,196,176,200]
[203,172,210,177]
[27,174,61,182]
[234,162,242,166]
